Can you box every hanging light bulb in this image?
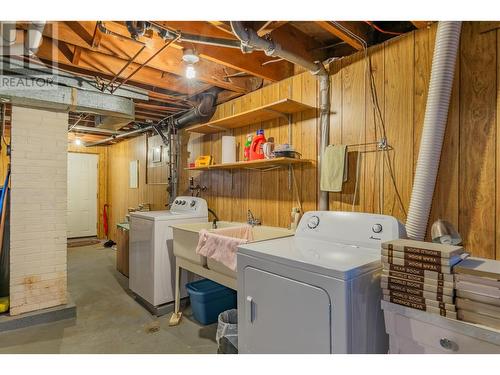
[182,48,199,80]
[185,64,196,79]
[74,138,82,146]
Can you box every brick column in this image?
[9,106,68,316]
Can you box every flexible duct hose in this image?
[405,22,462,240]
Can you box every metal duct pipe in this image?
[173,88,220,129]
[405,22,462,240]
[85,126,152,147]
[0,21,46,55]
[126,21,147,40]
[230,21,330,210]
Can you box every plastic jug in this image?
[249,129,266,160]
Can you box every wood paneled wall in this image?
[175,22,499,260]
[104,22,499,260]
[107,134,168,240]
[67,143,108,238]
[0,136,10,183]
[178,72,318,229]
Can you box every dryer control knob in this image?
[190,200,196,207]
[372,223,383,233]
[307,215,320,229]
[174,200,179,205]
[181,200,186,205]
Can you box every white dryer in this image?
[129,196,208,315]
[237,211,406,354]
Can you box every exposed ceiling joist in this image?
[264,23,323,63]
[411,21,431,29]
[257,21,289,36]
[36,37,210,95]
[40,22,250,93]
[72,46,82,64]
[315,21,368,50]
[135,102,184,112]
[154,21,293,81]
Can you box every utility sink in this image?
[171,221,294,278]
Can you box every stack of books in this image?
[381,239,466,319]
[454,258,500,329]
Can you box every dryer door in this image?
[241,267,331,353]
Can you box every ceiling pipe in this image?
[173,88,221,129]
[230,21,330,211]
[85,125,152,147]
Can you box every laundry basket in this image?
[216,309,238,354]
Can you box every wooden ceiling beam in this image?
[411,21,432,29]
[135,102,183,112]
[72,46,82,65]
[207,21,234,36]
[36,37,210,95]
[257,21,289,36]
[143,21,293,82]
[263,23,323,63]
[135,110,168,118]
[315,21,368,50]
[40,22,250,93]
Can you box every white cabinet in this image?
[241,267,331,354]
[382,300,500,354]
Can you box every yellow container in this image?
[0,296,9,313]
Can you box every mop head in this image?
[103,240,116,248]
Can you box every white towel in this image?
[320,144,348,192]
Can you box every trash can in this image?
[216,309,238,354]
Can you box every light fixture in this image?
[74,138,82,146]
[185,64,196,79]
[182,48,199,80]
[182,48,199,64]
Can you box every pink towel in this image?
[210,225,254,242]
[195,226,253,271]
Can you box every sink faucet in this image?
[247,209,261,226]
[208,208,219,229]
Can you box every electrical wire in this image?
[328,21,406,217]
[365,21,404,36]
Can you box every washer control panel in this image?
[170,196,208,215]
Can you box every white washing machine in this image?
[237,211,406,354]
[129,196,208,314]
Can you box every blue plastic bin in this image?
[186,279,237,325]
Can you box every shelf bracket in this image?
[263,108,289,121]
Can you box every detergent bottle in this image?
[243,134,253,161]
[249,129,266,160]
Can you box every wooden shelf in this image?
[185,98,316,134]
[187,157,312,171]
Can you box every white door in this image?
[241,267,331,353]
[67,152,98,238]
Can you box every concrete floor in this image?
[0,243,218,353]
